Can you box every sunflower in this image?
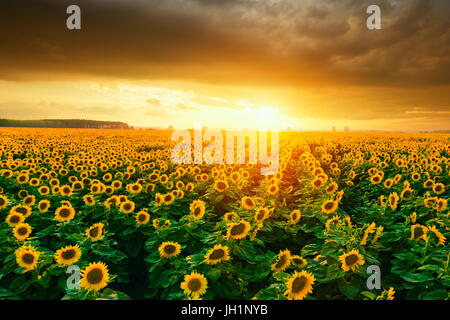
[204,244,230,265]
[55,244,82,266]
[435,198,447,212]
[159,241,181,259]
[377,287,395,300]
[15,245,40,272]
[427,225,446,246]
[0,194,9,209]
[371,226,384,244]
[254,207,269,223]
[384,178,393,189]
[136,210,150,225]
[22,195,36,207]
[180,271,208,298]
[129,183,143,194]
[321,200,338,214]
[284,270,315,300]
[153,218,171,230]
[326,182,338,194]
[226,220,251,240]
[267,184,279,195]
[325,216,341,231]
[13,223,32,240]
[11,204,32,218]
[6,212,25,227]
[224,212,238,223]
[388,192,399,210]
[112,180,122,190]
[190,200,206,220]
[370,174,382,185]
[400,188,413,201]
[411,172,421,181]
[83,194,95,206]
[290,255,307,268]
[432,182,445,195]
[38,183,49,193]
[423,179,434,189]
[311,178,324,189]
[241,196,256,210]
[339,249,365,272]
[214,180,229,193]
[271,249,291,272]
[409,224,428,242]
[80,262,110,292]
[186,183,195,192]
[86,223,104,242]
[38,200,50,213]
[60,185,73,197]
[54,205,76,222]
[163,193,175,205]
[289,209,301,224]
[119,200,135,214]
[16,173,29,184]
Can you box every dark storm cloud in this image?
[0,0,448,121]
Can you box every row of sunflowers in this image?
[0,128,448,300]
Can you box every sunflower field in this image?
[0,128,448,300]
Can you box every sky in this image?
[0,0,449,131]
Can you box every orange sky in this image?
[0,0,449,131]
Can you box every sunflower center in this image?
[87,268,104,284]
[62,249,76,260]
[22,253,35,265]
[138,214,147,222]
[292,258,304,266]
[89,227,99,237]
[257,212,265,220]
[345,254,358,266]
[217,182,226,190]
[16,207,27,214]
[59,208,71,218]
[245,199,254,207]
[324,202,334,210]
[17,227,28,235]
[0,198,5,206]
[10,215,20,223]
[275,254,288,269]
[164,245,176,254]
[209,249,225,260]
[187,278,202,292]
[413,227,424,239]
[291,276,307,293]
[231,223,245,236]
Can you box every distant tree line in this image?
[0,119,131,129]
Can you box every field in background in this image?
[0,128,448,300]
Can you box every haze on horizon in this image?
[0,0,449,132]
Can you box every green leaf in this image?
[421,290,448,300]
[401,272,434,283]
[337,276,361,299]
[360,291,377,300]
